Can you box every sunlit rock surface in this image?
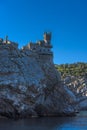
[63,76,87,96]
[0,42,77,118]
[63,76,87,111]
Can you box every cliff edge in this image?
[0,34,76,118]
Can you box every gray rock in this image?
[78,98,87,110]
[0,42,77,118]
[63,75,87,111]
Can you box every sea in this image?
[0,111,87,130]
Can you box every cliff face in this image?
[63,76,87,96]
[63,76,87,110]
[0,43,76,118]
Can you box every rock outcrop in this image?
[63,76,87,110]
[0,38,77,118]
[63,76,87,96]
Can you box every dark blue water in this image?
[0,111,87,130]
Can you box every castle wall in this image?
[37,53,53,63]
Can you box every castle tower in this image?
[43,32,51,44]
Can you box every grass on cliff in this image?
[55,62,87,78]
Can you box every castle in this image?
[0,32,53,62]
[22,32,53,54]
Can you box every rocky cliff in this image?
[63,76,87,96]
[0,42,77,118]
[63,76,87,110]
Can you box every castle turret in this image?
[43,32,51,44]
[43,32,52,49]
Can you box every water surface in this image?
[0,111,87,130]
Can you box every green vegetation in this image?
[55,62,87,78]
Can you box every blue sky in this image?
[0,0,87,64]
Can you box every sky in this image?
[0,0,87,64]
